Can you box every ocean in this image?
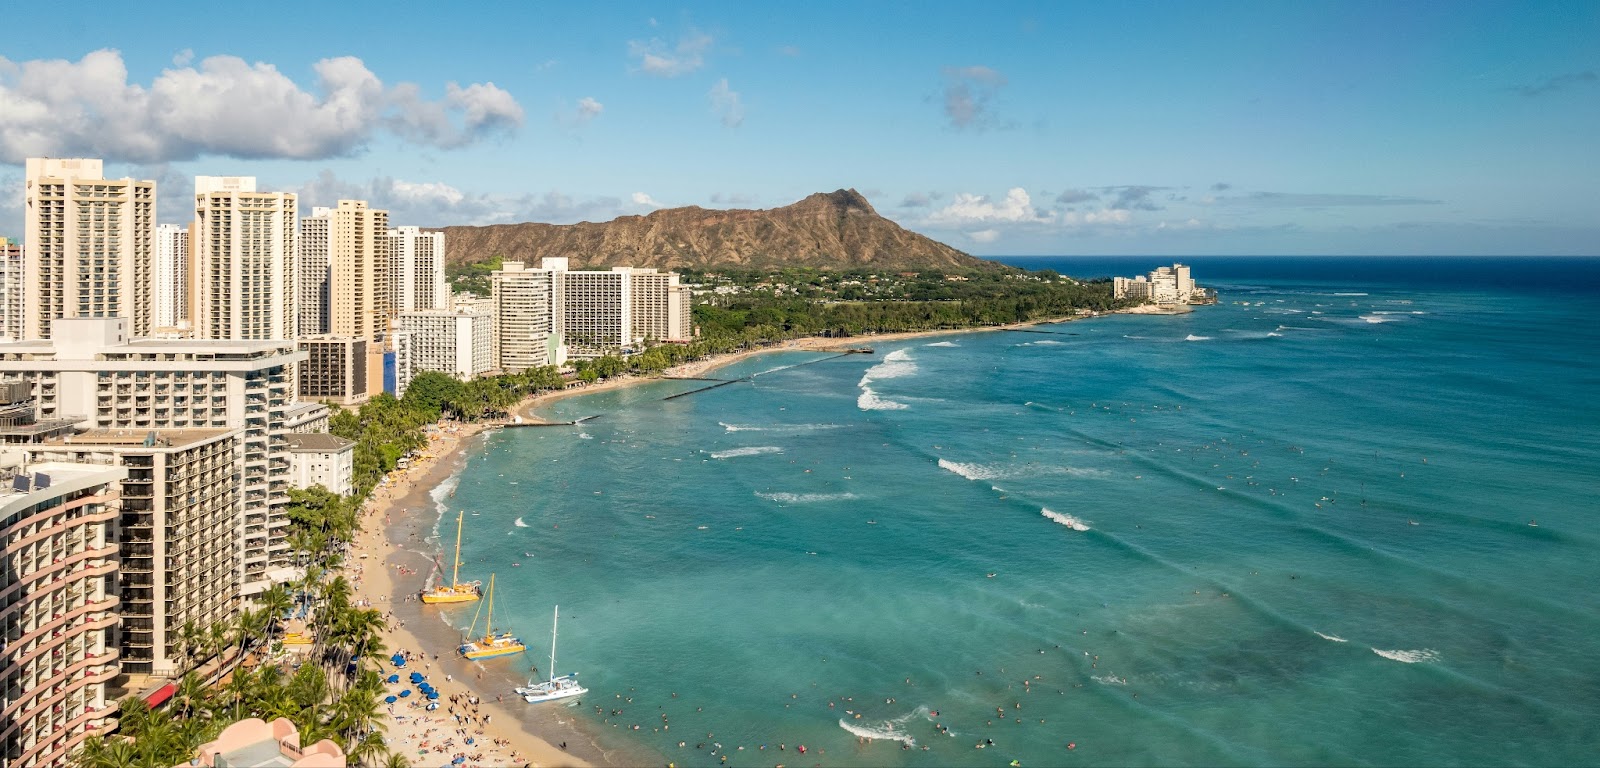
[428,256,1600,766]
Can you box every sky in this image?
[1,1,1596,256]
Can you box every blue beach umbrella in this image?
[426,692,439,700]
[385,696,397,704]
[387,674,399,683]
[399,689,411,698]
[391,654,405,666]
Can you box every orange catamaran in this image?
[421,510,482,604]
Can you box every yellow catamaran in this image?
[421,510,482,604]
[458,574,526,660]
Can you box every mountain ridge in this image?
[439,189,996,272]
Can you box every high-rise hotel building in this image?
[191,177,298,341]
[0,318,305,597]
[628,268,695,343]
[21,158,156,339]
[152,224,188,332]
[489,261,558,372]
[0,458,126,768]
[297,201,389,405]
[298,207,332,336]
[386,226,447,313]
[0,238,22,341]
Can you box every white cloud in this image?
[296,170,631,227]
[577,97,604,121]
[629,29,713,77]
[0,49,524,163]
[631,192,662,207]
[925,187,1039,226]
[966,229,1000,243]
[708,78,744,127]
[1083,209,1132,224]
[172,49,194,67]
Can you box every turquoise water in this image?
[434,259,1600,766]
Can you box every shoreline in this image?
[346,423,618,767]
[510,309,1130,423]
[347,303,1178,765]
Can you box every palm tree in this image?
[345,731,388,767]
[382,751,411,768]
[258,583,293,644]
[176,620,205,674]
[171,672,210,722]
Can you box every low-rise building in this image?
[192,717,346,768]
[297,336,369,406]
[284,433,355,496]
[0,457,126,768]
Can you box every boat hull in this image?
[523,685,587,703]
[460,642,526,660]
[421,589,480,605]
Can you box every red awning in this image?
[144,683,177,708]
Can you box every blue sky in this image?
[2,1,1596,255]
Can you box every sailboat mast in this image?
[549,605,558,682]
[452,510,465,586]
[484,574,496,640]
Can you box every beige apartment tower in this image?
[153,224,189,331]
[22,158,156,339]
[0,238,21,341]
[490,261,557,372]
[324,201,389,399]
[191,177,298,340]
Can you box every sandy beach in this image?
[342,307,1145,766]
[345,422,613,768]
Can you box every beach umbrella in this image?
[391,654,405,667]
[385,696,398,704]
[387,674,399,683]
[399,689,411,698]
[426,692,439,700]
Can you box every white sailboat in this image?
[516,605,588,703]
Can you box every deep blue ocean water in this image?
[431,257,1600,767]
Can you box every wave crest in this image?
[709,446,784,459]
[1041,508,1091,531]
[1372,648,1437,663]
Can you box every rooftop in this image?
[284,433,354,452]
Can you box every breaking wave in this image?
[1041,508,1091,531]
[1185,334,1212,341]
[1359,314,1403,324]
[836,707,929,746]
[925,341,959,347]
[709,446,784,459]
[719,422,845,433]
[514,517,529,528]
[1314,631,1348,643]
[1372,648,1437,663]
[857,349,916,411]
[755,491,861,504]
[939,458,1110,481]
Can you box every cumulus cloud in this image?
[629,29,713,77]
[1055,188,1098,205]
[941,65,1007,129]
[577,97,604,121]
[0,49,523,163]
[631,192,662,207]
[172,49,194,67]
[708,78,744,127]
[295,170,629,227]
[1513,71,1597,98]
[966,229,1000,243]
[925,187,1041,226]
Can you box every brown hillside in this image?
[439,189,996,272]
